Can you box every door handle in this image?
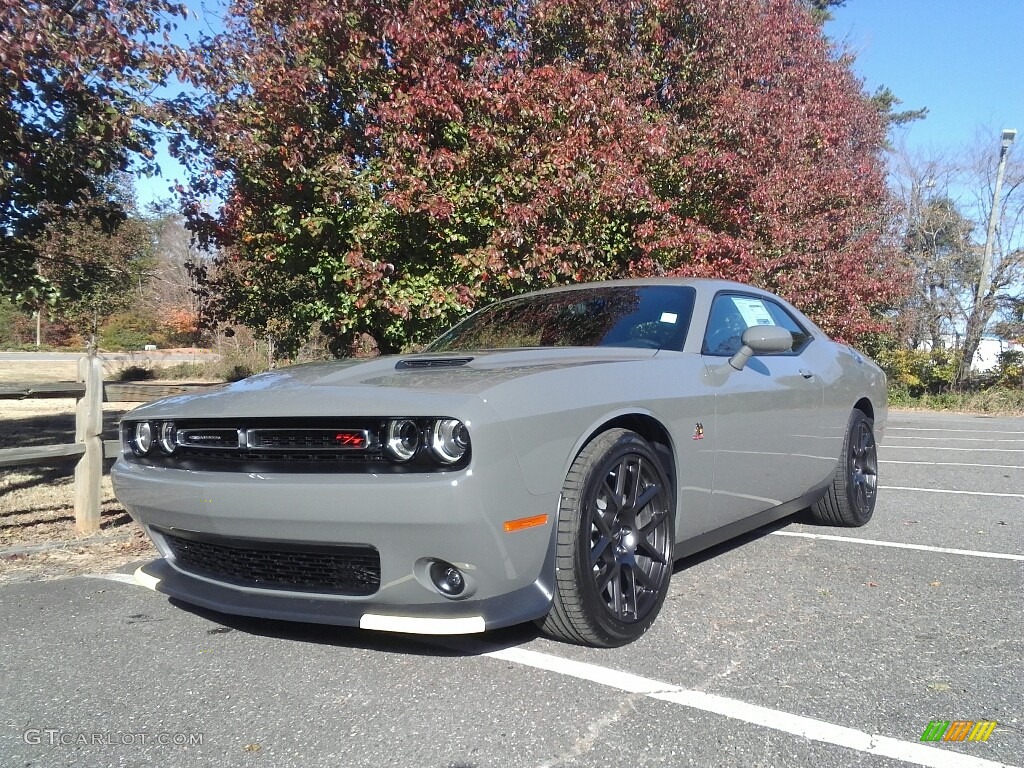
[799,369,815,379]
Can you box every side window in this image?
[702,294,813,356]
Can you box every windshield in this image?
[427,285,696,352]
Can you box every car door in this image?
[700,291,826,527]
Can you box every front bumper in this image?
[111,452,560,634]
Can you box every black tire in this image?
[812,409,877,527]
[539,429,675,647]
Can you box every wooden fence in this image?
[0,354,216,534]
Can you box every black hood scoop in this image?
[395,357,474,370]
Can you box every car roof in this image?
[511,277,777,300]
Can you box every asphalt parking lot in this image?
[1,409,1021,768]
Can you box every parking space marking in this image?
[882,446,1024,453]
[770,531,1024,561]
[888,427,1024,435]
[886,436,1024,443]
[881,460,1024,470]
[880,485,1024,499]
[483,646,1017,768]
[888,438,1024,444]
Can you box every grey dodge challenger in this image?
[112,278,885,647]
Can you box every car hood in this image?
[127,348,660,420]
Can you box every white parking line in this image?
[888,427,1024,435]
[880,485,1024,499]
[484,647,1017,768]
[882,446,1024,453]
[881,460,1024,470]
[770,531,1024,561]
[886,436,1024,443]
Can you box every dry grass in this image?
[1,364,157,583]
[0,359,79,384]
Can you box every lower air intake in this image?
[158,529,381,595]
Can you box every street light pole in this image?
[974,128,1017,320]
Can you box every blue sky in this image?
[825,1,1022,153]
[135,1,1024,209]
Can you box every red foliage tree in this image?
[175,0,904,355]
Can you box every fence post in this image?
[74,353,104,534]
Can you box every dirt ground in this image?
[0,360,163,583]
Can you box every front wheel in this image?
[811,409,877,527]
[539,429,675,647]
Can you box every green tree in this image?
[802,0,844,25]
[34,176,154,345]
[869,86,928,132]
[0,0,185,302]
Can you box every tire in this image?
[812,409,877,527]
[538,429,675,647]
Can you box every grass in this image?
[889,387,1024,415]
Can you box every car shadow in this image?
[672,514,796,574]
[165,595,543,658]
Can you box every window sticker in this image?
[659,312,678,324]
[730,297,775,327]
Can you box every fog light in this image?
[429,560,465,597]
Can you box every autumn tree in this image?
[0,0,186,303]
[174,0,902,356]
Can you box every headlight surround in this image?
[132,422,154,456]
[127,420,176,457]
[158,421,177,454]
[429,419,470,464]
[384,419,420,462]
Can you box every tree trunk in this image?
[957,291,996,388]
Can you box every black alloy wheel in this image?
[540,428,675,647]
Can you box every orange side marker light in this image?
[503,514,549,533]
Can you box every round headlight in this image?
[133,422,153,456]
[429,419,470,465]
[385,419,420,462]
[158,421,176,454]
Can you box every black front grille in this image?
[159,529,380,595]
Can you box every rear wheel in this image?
[811,409,877,526]
[539,429,674,647]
